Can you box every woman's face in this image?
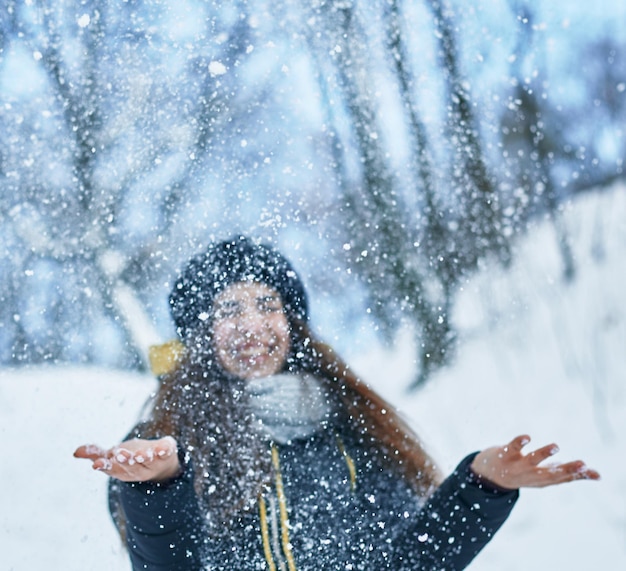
[211,281,291,380]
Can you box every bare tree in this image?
[305,0,453,385]
[500,1,577,280]
[2,0,624,385]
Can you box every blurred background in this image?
[1,2,625,569]
[1,0,624,388]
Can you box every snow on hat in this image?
[169,236,309,340]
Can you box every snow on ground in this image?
[0,184,624,570]
[0,367,152,570]
[354,184,626,569]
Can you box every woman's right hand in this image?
[73,436,181,483]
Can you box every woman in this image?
[75,236,599,571]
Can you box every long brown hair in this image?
[295,323,443,494]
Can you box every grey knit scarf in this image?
[246,373,331,443]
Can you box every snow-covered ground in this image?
[1,184,624,570]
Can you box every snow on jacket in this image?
[110,426,518,571]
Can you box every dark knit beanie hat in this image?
[169,236,309,340]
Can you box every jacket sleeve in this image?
[396,452,519,571]
[112,460,206,571]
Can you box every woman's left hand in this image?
[470,434,601,490]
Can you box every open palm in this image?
[470,434,600,490]
[74,436,181,483]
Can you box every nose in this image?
[237,307,266,335]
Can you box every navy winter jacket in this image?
[110,428,518,570]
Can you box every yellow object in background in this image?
[148,339,185,376]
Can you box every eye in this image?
[213,301,242,320]
[258,296,283,313]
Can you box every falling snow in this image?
[0,184,624,569]
[0,0,624,567]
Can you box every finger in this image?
[527,443,560,465]
[125,439,174,465]
[579,467,601,481]
[93,457,114,471]
[153,436,177,459]
[555,460,601,481]
[505,434,531,455]
[112,447,133,465]
[133,450,151,464]
[95,453,148,478]
[94,459,140,479]
[132,446,159,464]
[74,444,107,460]
[532,461,600,487]
[114,447,152,467]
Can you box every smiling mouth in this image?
[241,352,269,362]
[235,344,274,360]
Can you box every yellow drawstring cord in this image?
[336,437,357,492]
[258,494,277,571]
[260,439,356,570]
[271,446,297,571]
